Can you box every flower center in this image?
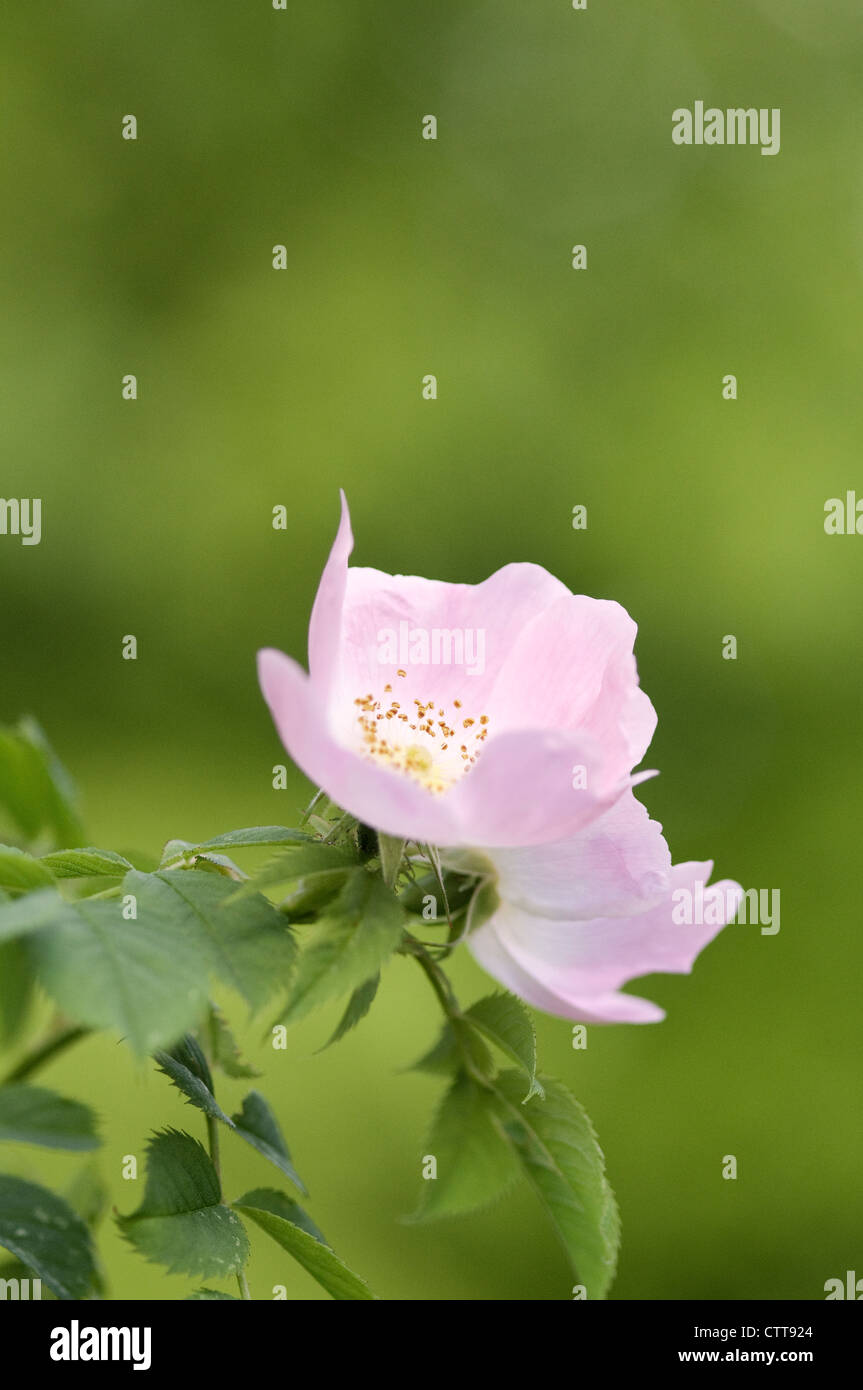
[353,677,490,794]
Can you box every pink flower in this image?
[457,792,742,1022]
[258,494,656,849]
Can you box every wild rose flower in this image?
[448,791,743,1023]
[258,494,656,849]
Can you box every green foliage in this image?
[230,1092,306,1194]
[491,1073,620,1300]
[29,894,211,1056]
[409,1072,521,1221]
[0,1085,100,1151]
[39,848,134,879]
[282,868,406,1023]
[0,1174,97,1299]
[0,845,55,892]
[319,974,380,1051]
[463,993,543,1100]
[235,1190,376,1300]
[206,1004,261,1079]
[0,717,85,849]
[154,1039,307,1193]
[0,716,622,1304]
[126,869,297,1011]
[117,1130,250,1280]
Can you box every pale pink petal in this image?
[327,559,572,722]
[488,863,742,997]
[482,791,671,920]
[468,923,665,1023]
[258,647,459,844]
[488,593,657,769]
[444,730,651,848]
[308,491,354,694]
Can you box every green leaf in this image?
[0,1086,100,1151]
[29,894,210,1055]
[235,1192,376,1300]
[187,1288,239,1300]
[39,848,134,880]
[126,869,296,1011]
[409,1018,495,1079]
[117,1130,250,1280]
[164,827,315,858]
[233,841,359,900]
[206,1005,261,1079]
[318,974,380,1051]
[153,1043,306,1194]
[232,1186,325,1244]
[491,1072,620,1300]
[0,887,76,943]
[282,869,405,1023]
[0,845,55,892]
[154,1039,232,1126]
[280,869,355,917]
[231,1092,307,1195]
[464,993,544,1100]
[409,1072,521,1221]
[377,834,406,889]
[0,939,34,1043]
[0,1174,96,1299]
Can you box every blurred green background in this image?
[1,0,862,1300]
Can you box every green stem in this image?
[206,1114,221,1183]
[200,1030,251,1301]
[1,1021,90,1085]
[405,936,491,1086]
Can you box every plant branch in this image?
[1,1020,90,1086]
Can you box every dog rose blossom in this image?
[258,494,656,849]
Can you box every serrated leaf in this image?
[187,1288,239,1300]
[464,993,543,1100]
[408,1072,521,1221]
[154,1039,232,1126]
[39,848,134,880]
[283,869,405,1023]
[28,894,210,1055]
[318,974,380,1051]
[0,1174,96,1299]
[206,1005,261,1079]
[0,845,55,892]
[232,1187,325,1244]
[0,1086,100,1151]
[163,828,315,861]
[117,1129,250,1279]
[231,1092,306,1195]
[491,1072,620,1300]
[235,1193,376,1300]
[126,869,296,1011]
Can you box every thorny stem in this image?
[0,1019,90,1086]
